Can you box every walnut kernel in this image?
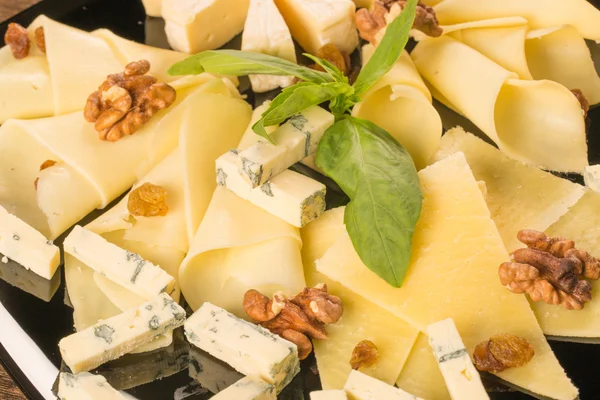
[473,334,534,373]
[350,340,380,370]
[127,182,169,217]
[5,23,30,59]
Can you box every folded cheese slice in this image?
[353,45,442,169]
[317,153,578,400]
[412,36,588,173]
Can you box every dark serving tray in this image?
[1,0,600,399]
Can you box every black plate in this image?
[1,1,600,399]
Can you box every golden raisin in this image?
[350,340,380,370]
[34,160,57,190]
[473,334,534,373]
[34,26,46,53]
[315,44,351,76]
[127,182,168,217]
[5,23,30,59]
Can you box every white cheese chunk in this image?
[274,0,359,54]
[162,0,251,53]
[242,0,297,93]
[63,225,175,300]
[236,106,334,187]
[58,372,125,400]
[211,376,276,399]
[59,293,186,373]
[344,370,423,400]
[584,165,600,193]
[189,347,244,394]
[310,389,348,400]
[185,302,300,393]
[0,205,60,280]
[425,319,490,400]
[217,150,326,227]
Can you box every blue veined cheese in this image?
[59,293,186,373]
[58,372,125,400]
[216,150,326,227]
[211,376,276,399]
[0,205,60,280]
[185,302,300,394]
[584,165,600,193]
[344,370,423,400]
[236,106,334,187]
[189,346,243,394]
[310,389,348,400]
[63,225,175,299]
[426,319,489,400]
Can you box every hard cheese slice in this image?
[431,127,585,252]
[317,153,578,400]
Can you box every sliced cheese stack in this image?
[317,153,578,400]
[353,45,442,169]
[58,372,125,400]
[211,376,276,400]
[274,0,359,54]
[344,370,422,400]
[162,0,251,53]
[412,35,588,173]
[242,0,297,93]
[301,207,419,390]
[431,127,585,253]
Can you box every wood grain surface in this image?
[0,1,40,399]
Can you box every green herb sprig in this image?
[169,0,422,288]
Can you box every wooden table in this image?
[0,1,41,398]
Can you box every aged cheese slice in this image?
[353,46,442,169]
[242,0,297,93]
[59,293,186,373]
[58,372,126,400]
[412,35,588,173]
[533,191,600,337]
[274,0,359,54]
[185,302,300,394]
[162,0,251,53]
[310,390,347,400]
[584,166,600,193]
[301,207,419,390]
[431,127,585,253]
[344,370,422,400]
[317,153,578,400]
[211,376,276,399]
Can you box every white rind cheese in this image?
[59,293,186,373]
[58,372,125,400]
[242,0,297,93]
[344,370,423,400]
[216,150,326,227]
[236,107,334,187]
[274,0,359,54]
[211,376,276,399]
[0,205,60,280]
[425,319,490,400]
[162,0,251,53]
[63,225,175,299]
[310,389,348,400]
[584,165,600,193]
[185,302,300,394]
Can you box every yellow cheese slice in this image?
[301,207,418,390]
[532,191,600,337]
[352,46,442,169]
[412,35,588,173]
[317,153,578,400]
[141,0,163,17]
[396,334,450,400]
[433,0,600,41]
[431,128,585,253]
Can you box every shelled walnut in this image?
[243,284,343,360]
[356,1,443,46]
[473,334,534,373]
[84,60,176,142]
[127,182,169,217]
[350,340,380,370]
[499,229,600,310]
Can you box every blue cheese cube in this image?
[344,370,422,400]
[211,376,276,399]
[310,390,348,400]
[189,347,243,394]
[58,372,125,400]
[236,106,334,187]
[59,293,186,373]
[63,225,175,299]
[185,302,300,394]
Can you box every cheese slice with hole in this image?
[431,127,585,253]
[301,207,419,390]
[317,153,578,400]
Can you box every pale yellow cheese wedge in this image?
[431,128,585,253]
[142,0,163,16]
[352,46,442,169]
[301,207,418,390]
[412,36,588,173]
[317,153,578,400]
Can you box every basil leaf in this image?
[316,116,423,287]
[303,54,347,83]
[352,0,418,96]
[169,50,332,84]
[252,82,353,141]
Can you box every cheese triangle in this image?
[317,153,578,400]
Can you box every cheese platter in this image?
[2,0,600,399]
